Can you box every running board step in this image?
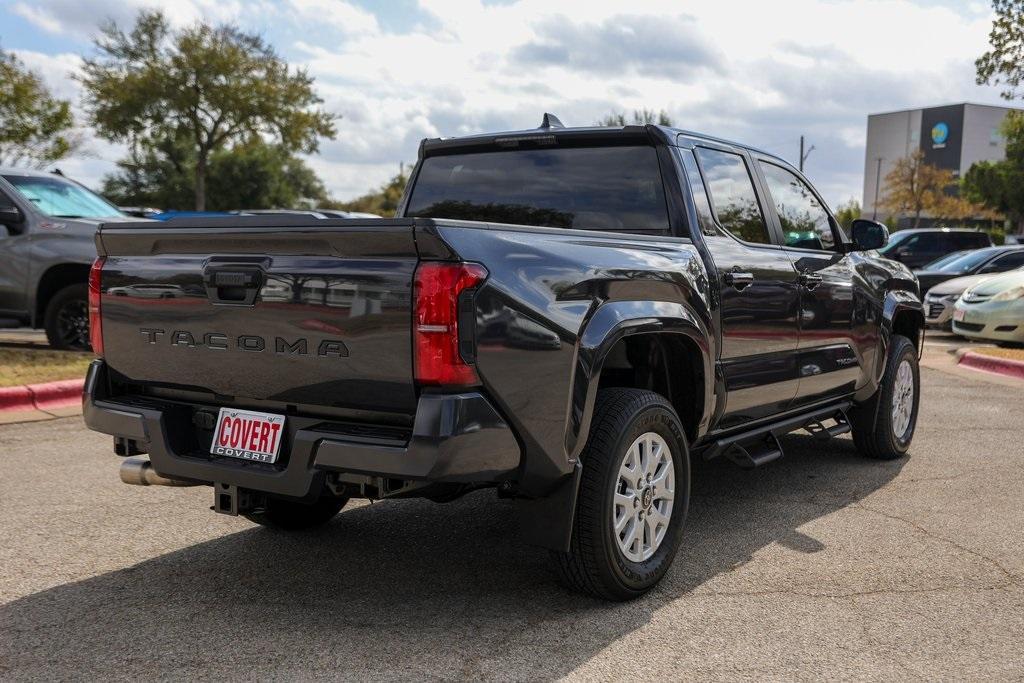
[725,433,783,470]
[701,401,853,468]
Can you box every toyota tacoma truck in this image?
[83,116,924,600]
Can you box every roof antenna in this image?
[539,113,564,129]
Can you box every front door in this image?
[689,146,802,428]
[0,189,29,315]
[755,159,860,406]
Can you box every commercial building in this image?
[861,102,1021,226]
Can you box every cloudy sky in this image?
[0,0,1010,207]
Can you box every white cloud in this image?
[6,0,1008,206]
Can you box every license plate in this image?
[210,408,285,463]
[953,308,966,322]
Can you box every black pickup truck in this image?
[83,117,924,600]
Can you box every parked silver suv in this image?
[0,168,140,349]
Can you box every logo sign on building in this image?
[920,104,963,172]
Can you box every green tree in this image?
[102,137,329,210]
[977,0,1024,100]
[833,198,861,230]
[596,109,673,127]
[79,10,336,210]
[0,46,79,168]
[324,167,410,216]
[963,112,1024,231]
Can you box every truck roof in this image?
[419,115,796,172]
[0,166,59,177]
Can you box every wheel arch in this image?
[863,289,925,398]
[34,263,90,328]
[565,300,714,461]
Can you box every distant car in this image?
[118,206,162,218]
[914,245,1024,294]
[924,269,1022,329]
[878,227,992,269]
[951,270,1024,344]
[244,209,383,219]
[0,167,140,349]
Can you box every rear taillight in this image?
[88,257,105,356]
[414,261,487,386]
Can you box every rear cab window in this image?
[405,146,671,235]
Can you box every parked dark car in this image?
[83,117,924,600]
[914,245,1024,294]
[877,227,992,269]
[0,167,140,348]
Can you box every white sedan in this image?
[951,270,1024,344]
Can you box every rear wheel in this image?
[552,388,690,601]
[243,494,349,530]
[850,334,920,459]
[43,283,90,350]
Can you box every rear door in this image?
[684,144,802,427]
[753,158,861,406]
[97,218,419,415]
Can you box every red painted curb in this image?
[0,378,84,414]
[958,351,1024,381]
[0,385,34,412]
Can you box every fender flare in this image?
[565,300,714,462]
[874,288,925,384]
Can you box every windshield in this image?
[931,248,999,274]
[922,250,969,270]
[406,146,670,234]
[2,174,123,219]
[877,230,914,255]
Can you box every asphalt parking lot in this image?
[1,343,1023,680]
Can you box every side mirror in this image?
[851,219,889,251]
[0,205,24,227]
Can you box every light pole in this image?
[872,157,883,220]
[799,135,815,172]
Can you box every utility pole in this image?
[872,157,883,220]
[799,135,815,172]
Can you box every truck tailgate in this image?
[96,218,420,414]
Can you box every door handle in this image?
[723,271,754,290]
[798,272,823,289]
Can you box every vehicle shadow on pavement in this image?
[0,434,904,679]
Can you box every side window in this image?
[758,162,836,251]
[0,189,15,209]
[695,148,771,244]
[984,251,1024,272]
[678,149,722,237]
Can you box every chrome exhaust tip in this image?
[120,457,200,487]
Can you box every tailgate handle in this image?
[203,266,264,306]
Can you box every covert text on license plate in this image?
[211,408,285,463]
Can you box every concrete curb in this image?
[958,350,1024,381]
[0,378,84,414]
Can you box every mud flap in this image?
[515,463,582,552]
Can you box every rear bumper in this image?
[83,360,521,499]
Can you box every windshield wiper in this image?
[51,214,84,218]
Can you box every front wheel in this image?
[850,334,920,459]
[552,388,690,601]
[44,283,91,350]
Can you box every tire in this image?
[44,283,91,350]
[850,334,920,460]
[552,388,690,601]
[243,494,349,530]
